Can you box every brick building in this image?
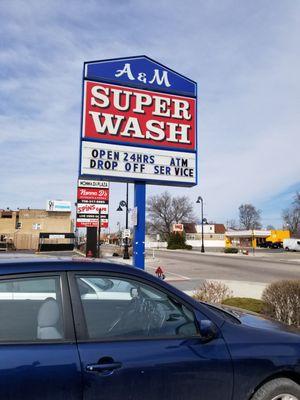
[0,208,73,251]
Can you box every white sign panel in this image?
[131,207,138,226]
[122,229,131,238]
[80,142,196,185]
[78,179,109,189]
[76,203,109,215]
[46,200,72,212]
[49,234,66,239]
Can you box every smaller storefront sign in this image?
[173,223,184,232]
[49,234,66,239]
[76,179,109,228]
[46,200,72,212]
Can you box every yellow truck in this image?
[261,230,290,249]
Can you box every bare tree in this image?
[239,204,262,230]
[282,192,300,235]
[226,219,238,230]
[266,225,275,230]
[147,191,196,240]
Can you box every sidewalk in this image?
[184,279,267,300]
[149,247,300,262]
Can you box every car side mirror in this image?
[199,320,218,342]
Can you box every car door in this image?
[69,271,233,400]
[0,272,82,400]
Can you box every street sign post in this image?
[78,56,197,269]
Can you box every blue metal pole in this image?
[133,182,146,269]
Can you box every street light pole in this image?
[117,183,130,260]
[117,222,121,246]
[124,183,130,259]
[196,196,205,253]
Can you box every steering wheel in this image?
[108,295,166,336]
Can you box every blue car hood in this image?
[210,304,300,335]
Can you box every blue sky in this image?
[0,0,299,230]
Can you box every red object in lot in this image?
[155,266,165,279]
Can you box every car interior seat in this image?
[37,297,62,340]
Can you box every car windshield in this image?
[84,277,114,291]
[204,303,241,324]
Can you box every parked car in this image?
[283,238,300,251]
[0,259,299,400]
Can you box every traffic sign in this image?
[122,229,131,239]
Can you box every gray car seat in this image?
[37,298,62,340]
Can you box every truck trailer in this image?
[283,238,300,251]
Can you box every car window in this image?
[0,276,64,342]
[76,275,199,340]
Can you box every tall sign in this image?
[76,179,109,228]
[78,56,197,268]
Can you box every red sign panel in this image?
[76,219,108,229]
[77,187,109,202]
[83,81,196,151]
[173,223,184,232]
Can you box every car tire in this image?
[251,378,300,400]
[285,247,289,251]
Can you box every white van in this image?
[283,238,300,251]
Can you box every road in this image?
[146,249,300,293]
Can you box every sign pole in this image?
[133,182,146,269]
[97,209,101,258]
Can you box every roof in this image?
[183,223,197,233]
[225,230,271,238]
[214,224,226,234]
